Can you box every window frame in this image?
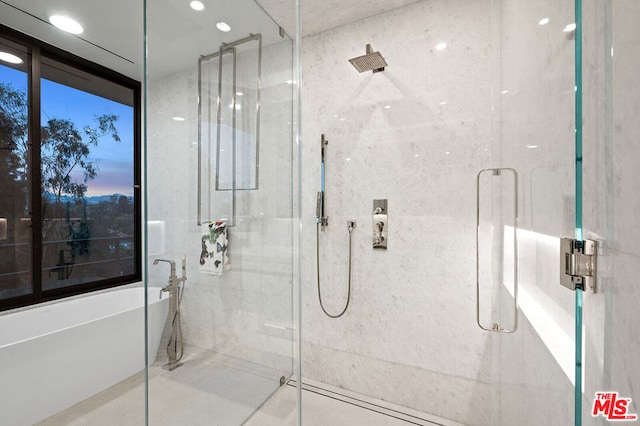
[0,24,142,312]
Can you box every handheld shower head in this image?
[317,134,329,230]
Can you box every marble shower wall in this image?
[582,0,640,423]
[301,0,491,423]
[146,39,296,375]
[301,0,577,424]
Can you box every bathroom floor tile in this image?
[37,346,459,426]
[246,379,465,426]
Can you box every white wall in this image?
[301,0,577,424]
[583,0,640,423]
[146,39,296,376]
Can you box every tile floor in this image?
[38,346,282,426]
[246,380,464,426]
[37,347,462,426]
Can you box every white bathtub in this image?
[0,287,168,425]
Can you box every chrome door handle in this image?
[476,168,519,333]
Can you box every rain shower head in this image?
[349,44,387,73]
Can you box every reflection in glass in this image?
[40,57,135,291]
[0,40,32,300]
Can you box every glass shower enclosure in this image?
[300,0,585,425]
[144,0,298,424]
[142,0,639,424]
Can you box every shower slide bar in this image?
[197,34,263,226]
[476,168,519,333]
[316,134,329,230]
[315,133,354,318]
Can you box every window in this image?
[0,26,141,311]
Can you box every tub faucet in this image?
[153,256,187,371]
[153,257,186,294]
[153,258,176,279]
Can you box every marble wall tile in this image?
[582,0,640,423]
[146,39,297,377]
[301,0,582,424]
[301,0,492,423]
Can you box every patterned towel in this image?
[199,221,230,275]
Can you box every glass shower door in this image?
[480,0,581,424]
[144,0,297,424]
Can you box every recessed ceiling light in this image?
[286,79,295,85]
[172,116,185,121]
[563,23,577,33]
[236,91,243,96]
[216,22,231,32]
[190,1,205,11]
[49,15,84,34]
[500,90,509,95]
[0,51,23,64]
[538,17,550,26]
[439,101,447,105]
[435,42,447,51]
[384,105,391,109]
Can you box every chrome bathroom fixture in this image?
[560,238,597,292]
[197,33,263,226]
[317,220,356,318]
[372,199,388,249]
[349,44,387,73]
[153,255,188,370]
[315,133,355,318]
[316,134,329,230]
[476,168,518,333]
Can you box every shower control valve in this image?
[373,199,388,250]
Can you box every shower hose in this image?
[316,221,354,318]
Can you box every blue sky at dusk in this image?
[1,63,134,197]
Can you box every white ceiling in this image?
[0,0,421,80]
[0,0,143,79]
[258,0,421,37]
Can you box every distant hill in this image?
[43,192,133,205]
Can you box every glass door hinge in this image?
[560,238,597,292]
